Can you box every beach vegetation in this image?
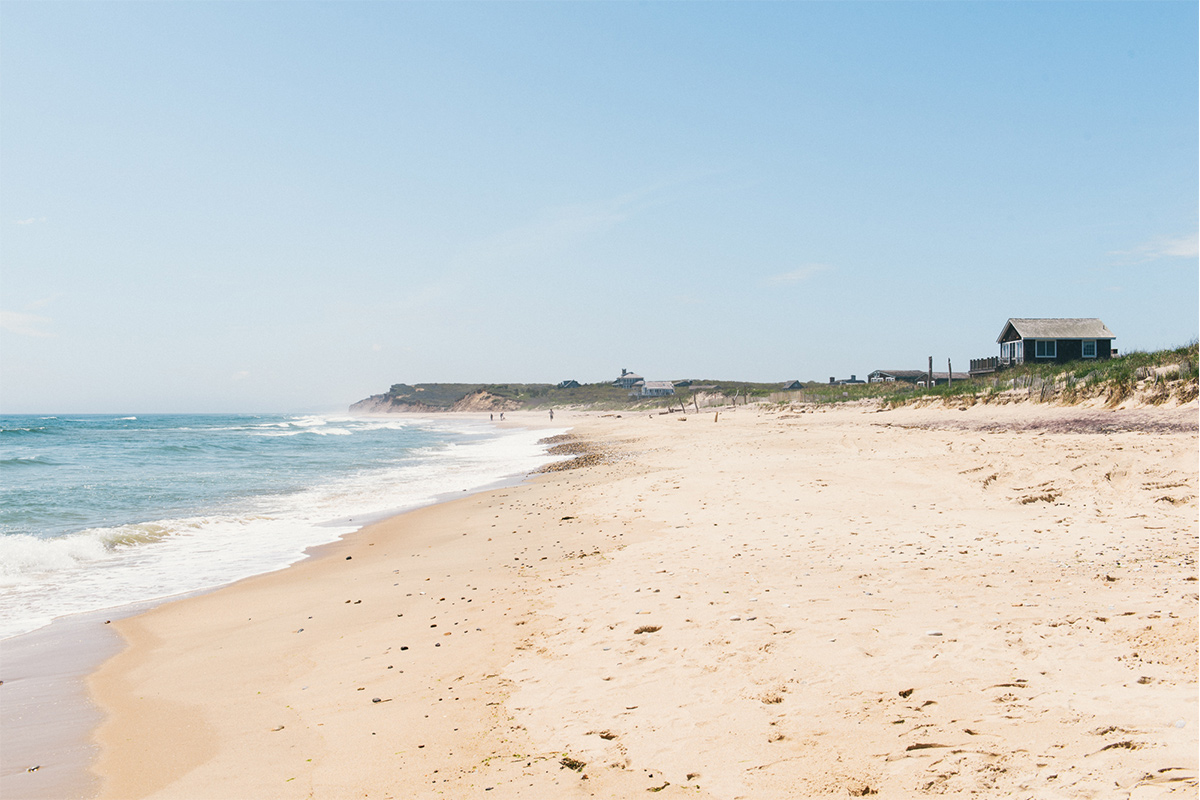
[359,342,1196,413]
[864,341,1198,409]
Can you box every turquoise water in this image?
[0,413,562,638]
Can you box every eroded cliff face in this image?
[348,391,520,413]
[348,394,437,413]
[449,391,521,412]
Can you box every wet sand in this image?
[73,402,1200,797]
[1,609,127,800]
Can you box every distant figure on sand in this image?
[490,413,493,421]
[500,412,505,421]
[549,409,554,421]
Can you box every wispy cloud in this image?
[459,195,650,275]
[763,263,831,285]
[0,310,54,337]
[1109,233,1198,264]
[454,179,691,276]
[25,294,61,311]
[466,204,626,269]
[14,217,46,226]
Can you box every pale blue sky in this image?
[2,2,1196,413]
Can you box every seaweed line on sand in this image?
[874,411,1197,436]
[535,434,624,473]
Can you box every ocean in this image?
[0,413,563,640]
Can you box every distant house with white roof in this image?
[868,369,967,386]
[640,381,676,397]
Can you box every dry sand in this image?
[76,401,1198,798]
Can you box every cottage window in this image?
[1034,339,1056,358]
[1082,340,1097,358]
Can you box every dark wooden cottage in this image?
[995,318,1116,366]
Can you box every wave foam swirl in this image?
[0,523,176,583]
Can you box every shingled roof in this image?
[998,318,1115,343]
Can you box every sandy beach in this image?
[35,400,1197,798]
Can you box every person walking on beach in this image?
[490,413,493,421]
[549,409,554,421]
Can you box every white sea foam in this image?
[0,532,111,582]
[0,422,567,640]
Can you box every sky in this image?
[2,1,1196,414]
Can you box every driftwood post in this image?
[693,394,699,413]
[947,358,953,386]
[928,356,933,388]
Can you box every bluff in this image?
[348,379,796,413]
[349,383,547,413]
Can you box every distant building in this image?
[917,372,970,388]
[828,375,865,386]
[869,370,967,386]
[640,381,676,397]
[867,370,926,384]
[971,318,1116,376]
[780,380,804,390]
[613,369,644,389]
[556,379,580,389]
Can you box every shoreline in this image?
[12,402,1198,798]
[86,412,629,799]
[0,412,567,800]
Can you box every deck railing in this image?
[970,355,1021,375]
[969,357,998,375]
